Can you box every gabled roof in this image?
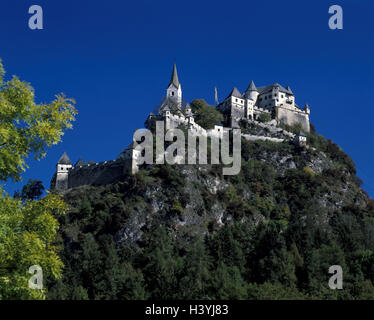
[298,131,306,137]
[286,86,293,94]
[58,152,72,165]
[168,63,180,88]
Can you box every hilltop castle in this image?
[51,63,311,191]
[220,81,310,132]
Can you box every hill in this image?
[47,118,374,300]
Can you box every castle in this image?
[220,81,310,132]
[51,63,311,191]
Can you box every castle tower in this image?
[243,80,259,102]
[55,152,72,190]
[166,63,182,108]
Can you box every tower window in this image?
[171,91,174,96]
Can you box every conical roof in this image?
[168,63,180,88]
[58,152,72,165]
[247,80,257,91]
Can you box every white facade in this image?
[220,81,310,132]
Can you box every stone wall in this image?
[277,106,310,132]
[67,159,130,189]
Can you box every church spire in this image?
[168,63,180,88]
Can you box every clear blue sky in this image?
[1,0,373,197]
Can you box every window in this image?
[171,91,174,96]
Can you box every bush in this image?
[258,113,271,123]
[190,99,223,129]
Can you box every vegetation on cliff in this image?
[48,124,374,300]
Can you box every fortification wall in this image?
[242,134,284,143]
[277,107,310,133]
[67,159,129,189]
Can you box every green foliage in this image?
[257,113,271,123]
[18,179,45,201]
[211,262,248,299]
[190,99,223,129]
[248,282,307,300]
[0,59,76,300]
[43,116,373,300]
[0,60,77,182]
[178,237,212,299]
[0,191,68,299]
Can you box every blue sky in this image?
[1,0,373,197]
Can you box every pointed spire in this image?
[249,80,257,91]
[286,86,293,94]
[168,63,180,88]
[245,80,257,92]
[58,152,72,165]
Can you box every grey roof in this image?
[74,158,85,167]
[257,83,294,96]
[243,80,257,98]
[247,80,257,91]
[227,87,242,99]
[58,152,72,165]
[286,86,293,94]
[298,131,306,137]
[168,63,180,88]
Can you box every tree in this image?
[0,59,77,299]
[0,59,77,182]
[258,113,271,123]
[0,192,68,299]
[190,99,223,129]
[179,237,212,299]
[142,226,182,299]
[20,179,45,201]
[211,262,248,299]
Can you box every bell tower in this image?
[166,63,182,107]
